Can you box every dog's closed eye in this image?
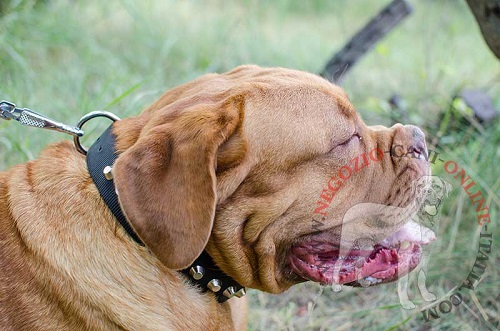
[330,132,361,152]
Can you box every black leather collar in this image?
[86,125,246,303]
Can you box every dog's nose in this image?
[390,124,428,160]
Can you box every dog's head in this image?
[412,175,452,227]
[112,65,432,293]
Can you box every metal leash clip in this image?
[0,100,84,137]
[1,99,121,155]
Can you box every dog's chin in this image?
[287,221,436,287]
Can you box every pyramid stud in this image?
[223,286,236,298]
[234,288,247,298]
[103,166,113,180]
[207,279,221,292]
[189,266,205,280]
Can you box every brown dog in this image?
[0,65,432,330]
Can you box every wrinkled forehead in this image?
[225,66,356,117]
[238,78,358,163]
[233,69,357,124]
[174,67,360,162]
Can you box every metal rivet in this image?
[189,266,205,280]
[103,166,113,180]
[223,286,236,298]
[234,288,247,298]
[207,279,222,292]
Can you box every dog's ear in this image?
[441,178,453,197]
[113,96,245,269]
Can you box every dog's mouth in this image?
[422,197,441,216]
[289,221,435,286]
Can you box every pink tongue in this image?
[360,247,400,279]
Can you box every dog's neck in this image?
[86,125,246,303]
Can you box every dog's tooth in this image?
[400,241,411,250]
[332,284,343,292]
[358,277,371,288]
[364,276,382,284]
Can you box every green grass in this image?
[1,0,499,330]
